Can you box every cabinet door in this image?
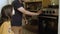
[24,0,42,2]
[42,0,51,8]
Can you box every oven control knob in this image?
[46,11,48,14]
[53,11,55,14]
[49,11,51,14]
[42,11,45,14]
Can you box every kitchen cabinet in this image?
[24,0,51,8]
[24,0,42,2]
[42,0,51,8]
[22,0,42,33]
[23,1,42,11]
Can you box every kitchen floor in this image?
[22,19,38,34]
[22,28,37,34]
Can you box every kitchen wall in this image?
[58,0,60,34]
[8,0,14,4]
[0,0,14,16]
[50,0,59,5]
[0,0,8,16]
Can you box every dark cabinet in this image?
[38,16,58,34]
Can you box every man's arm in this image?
[17,7,41,16]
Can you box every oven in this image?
[23,2,58,34]
[38,8,58,34]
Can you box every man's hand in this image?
[37,10,42,15]
[18,7,42,16]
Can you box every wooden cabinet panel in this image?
[24,0,42,2]
[42,0,51,8]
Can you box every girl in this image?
[0,5,14,34]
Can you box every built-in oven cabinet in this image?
[38,15,58,34]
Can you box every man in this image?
[11,0,42,34]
